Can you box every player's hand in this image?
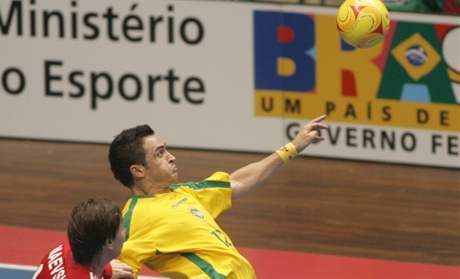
[291,114,328,152]
[110,259,134,279]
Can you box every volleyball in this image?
[336,0,390,48]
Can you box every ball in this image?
[336,0,390,48]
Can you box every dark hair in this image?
[108,125,154,188]
[67,198,121,266]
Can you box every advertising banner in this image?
[0,0,458,168]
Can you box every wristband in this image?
[275,142,298,163]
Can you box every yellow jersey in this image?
[119,172,256,279]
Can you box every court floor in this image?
[1,225,459,279]
[1,139,459,278]
[0,263,161,279]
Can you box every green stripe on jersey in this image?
[123,196,139,240]
[182,253,226,279]
[170,181,230,191]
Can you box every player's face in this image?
[142,135,178,185]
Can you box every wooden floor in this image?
[0,138,459,266]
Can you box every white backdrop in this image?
[0,0,459,168]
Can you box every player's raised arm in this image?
[230,115,328,198]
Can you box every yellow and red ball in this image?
[337,0,390,48]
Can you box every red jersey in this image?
[33,239,112,279]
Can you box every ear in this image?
[104,238,114,250]
[129,164,145,179]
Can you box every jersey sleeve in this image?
[118,237,161,279]
[170,171,232,218]
[120,200,143,278]
[120,198,161,278]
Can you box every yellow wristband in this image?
[275,142,298,163]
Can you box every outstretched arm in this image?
[230,115,328,198]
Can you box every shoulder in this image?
[36,243,68,278]
[169,171,231,191]
[37,241,91,278]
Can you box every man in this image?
[34,198,134,279]
[109,115,328,278]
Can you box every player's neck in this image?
[132,181,170,196]
[89,256,107,279]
